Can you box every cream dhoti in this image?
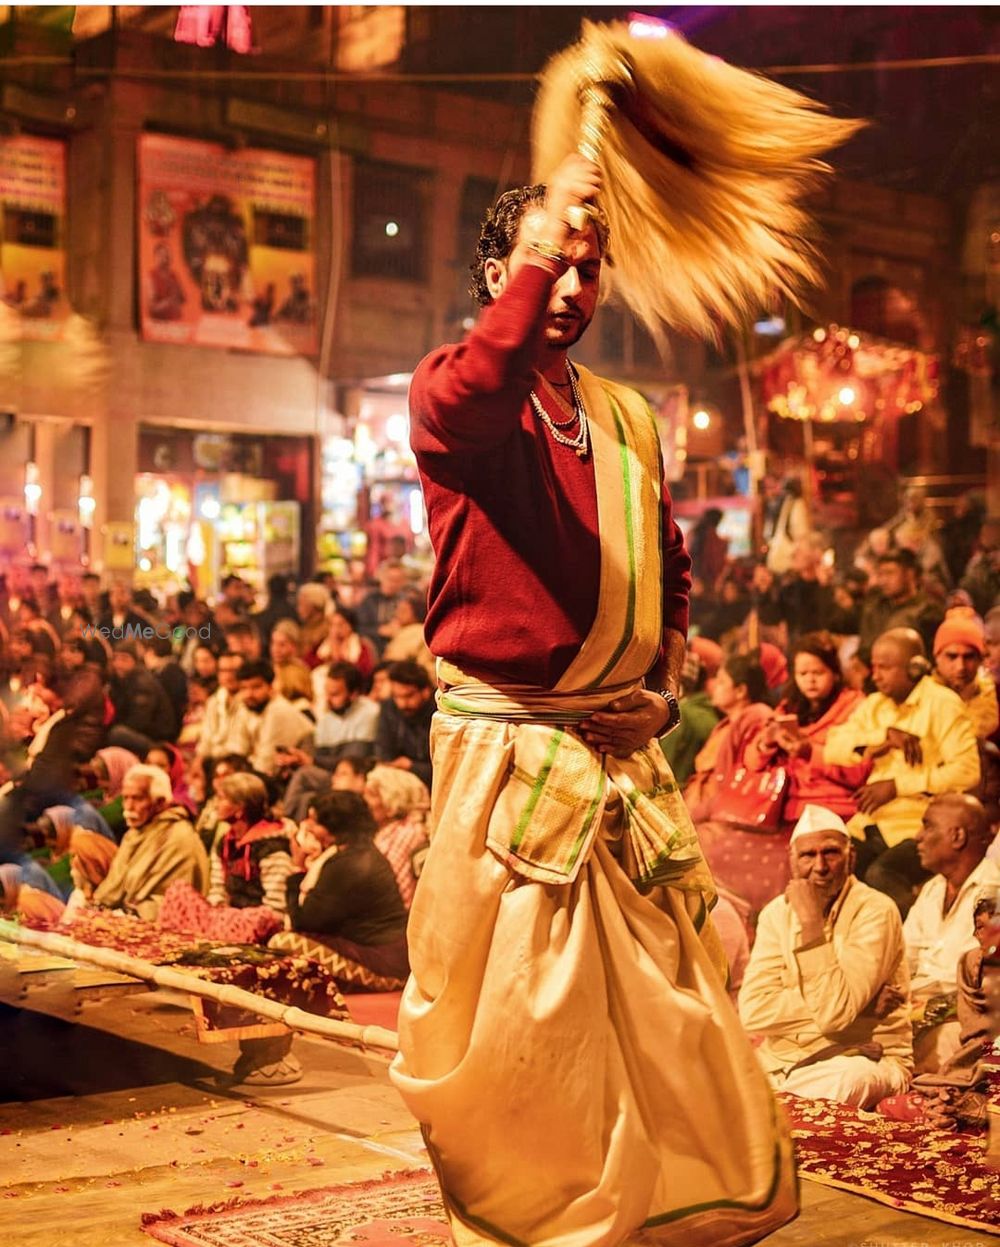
[390,682,797,1245]
[391,366,797,1244]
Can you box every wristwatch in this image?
[653,687,681,735]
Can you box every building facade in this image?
[0,6,988,591]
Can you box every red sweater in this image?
[409,263,691,688]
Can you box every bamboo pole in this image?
[0,919,399,1054]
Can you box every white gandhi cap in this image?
[789,804,850,844]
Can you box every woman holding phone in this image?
[745,631,870,824]
[697,632,870,925]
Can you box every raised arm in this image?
[410,154,602,455]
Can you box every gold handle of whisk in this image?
[565,54,626,232]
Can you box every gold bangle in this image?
[526,239,567,264]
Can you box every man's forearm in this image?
[647,627,686,698]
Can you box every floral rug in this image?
[142,1169,449,1247]
[23,910,351,1033]
[779,1092,998,1232]
[141,1097,999,1243]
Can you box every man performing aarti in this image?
[390,20,861,1246]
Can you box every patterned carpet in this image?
[142,1169,448,1246]
[780,1093,998,1233]
[140,1088,1000,1243]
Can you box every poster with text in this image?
[0,135,69,340]
[138,134,317,356]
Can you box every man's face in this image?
[57,575,79,605]
[60,646,86,672]
[915,804,960,875]
[240,675,272,711]
[391,680,430,718]
[903,489,924,518]
[122,775,162,829]
[9,633,32,662]
[183,600,207,628]
[973,908,998,955]
[193,647,216,679]
[935,643,981,695]
[215,603,240,630]
[875,561,910,601]
[986,621,1000,676]
[751,564,773,593]
[217,655,242,693]
[790,831,853,904]
[870,639,915,702]
[112,651,136,680]
[791,541,819,576]
[370,669,391,702]
[497,207,602,350]
[978,524,1000,576]
[326,676,353,713]
[379,567,406,598]
[29,568,48,596]
[109,583,130,611]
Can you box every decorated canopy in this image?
[757,324,939,424]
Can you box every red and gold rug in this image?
[142,1169,448,1246]
[141,1095,999,1244]
[780,1093,998,1233]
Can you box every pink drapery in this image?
[174,6,252,54]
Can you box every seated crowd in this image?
[0,488,998,1112]
[683,486,1000,1120]
[0,563,435,1081]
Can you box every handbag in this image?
[710,764,789,832]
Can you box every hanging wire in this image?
[1,53,998,82]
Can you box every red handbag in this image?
[710,765,789,832]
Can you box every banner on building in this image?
[0,135,70,340]
[137,134,318,356]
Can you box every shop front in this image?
[134,426,312,600]
[319,374,432,581]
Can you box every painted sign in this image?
[137,133,317,356]
[0,135,69,340]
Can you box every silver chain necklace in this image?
[529,362,590,458]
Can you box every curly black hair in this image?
[469,185,548,308]
[469,184,612,308]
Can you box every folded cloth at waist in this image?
[436,658,639,724]
[431,662,713,900]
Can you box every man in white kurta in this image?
[739,805,913,1108]
[905,794,1000,995]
